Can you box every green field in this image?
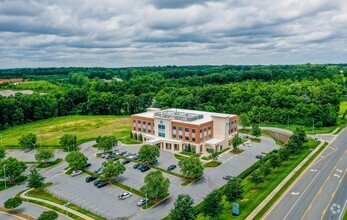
[340,96,347,116]
[0,115,140,148]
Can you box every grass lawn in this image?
[230,149,244,154]
[258,122,338,134]
[339,96,347,116]
[204,161,222,168]
[36,158,63,169]
[174,153,188,161]
[0,176,27,191]
[0,115,140,148]
[250,138,261,143]
[196,138,320,220]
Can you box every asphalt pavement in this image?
[264,128,347,220]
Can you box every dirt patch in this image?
[0,78,26,84]
[0,90,34,97]
[250,189,259,193]
[240,198,249,202]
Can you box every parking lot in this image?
[5,135,280,219]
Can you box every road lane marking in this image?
[334,174,341,178]
[283,170,321,220]
[336,169,343,172]
[310,169,318,172]
[291,192,300,195]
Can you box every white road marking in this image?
[283,170,321,220]
[334,174,341,178]
[310,169,318,172]
[338,200,347,220]
[336,169,343,173]
[291,192,300,195]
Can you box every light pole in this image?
[33,143,36,152]
[145,194,148,209]
[205,176,209,188]
[64,202,70,217]
[3,164,6,189]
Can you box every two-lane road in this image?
[264,129,347,220]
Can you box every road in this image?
[264,128,347,220]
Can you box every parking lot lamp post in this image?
[145,194,148,209]
[64,202,70,217]
[3,164,6,189]
[205,176,209,189]
[33,143,36,152]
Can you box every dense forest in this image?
[0,64,346,130]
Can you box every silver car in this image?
[118,192,132,200]
[137,198,149,206]
[71,170,83,177]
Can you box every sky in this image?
[0,0,346,68]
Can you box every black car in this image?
[140,165,150,172]
[167,165,177,171]
[122,159,131,164]
[84,163,92,168]
[110,155,119,161]
[255,154,265,159]
[97,180,108,188]
[85,176,97,183]
[133,164,140,169]
[119,151,127,156]
[133,156,139,161]
[148,160,158,165]
[94,179,103,186]
[137,164,146,170]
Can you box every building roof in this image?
[205,138,224,146]
[132,108,236,125]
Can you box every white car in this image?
[118,192,132,200]
[71,170,83,177]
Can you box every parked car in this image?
[94,167,103,174]
[133,164,140,169]
[223,175,235,180]
[314,137,319,142]
[133,155,139,160]
[96,180,108,188]
[255,154,265,159]
[137,164,146,170]
[124,152,132,157]
[244,142,252,147]
[122,159,131,164]
[101,154,106,158]
[137,198,149,207]
[24,148,32,153]
[167,165,177,171]
[112,149,119,154]
[94,179,103,186]
[110,155,119,161]
[84,163,92,168]
[147,159,158,165]
[140,165,150,172]
[85,176,97,182]
[119,151,127,156]
[71,170,83,177]
[105,154,112,159]
[118,192,132,200]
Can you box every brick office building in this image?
[131,108,238,153]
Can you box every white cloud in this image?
[0,0,346,67]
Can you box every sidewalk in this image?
[20,188,93,220]
[246,141,326,220]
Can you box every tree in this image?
[59,134,76,151]
[231,134,243,150]
[269,153,281,168]
[140,171,170,200]
[38,211,58,220]
[178,156,204,179]
[201,189,223,218]
[138,144,160,162]
[18,133,36,149]
[0,157,26,182]
[260,162,271,176]
[4,197,22,210]
[211,149,219,161]
[102,160,126,181]
[65,151,88,170]
[250,171,264,186]
[251,124,261,137]
[35,147,54,164]
[239,113,250,128]
[27,169,45,188]
[224,178,244,202]
[0,147,5,161]
[98,135,117,152]
[170,194,195,220]
[279,147,290,161]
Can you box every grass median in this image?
[36,158,63,169]
[0,176,27,191]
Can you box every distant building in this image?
[131,108,238,153]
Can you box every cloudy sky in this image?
[0,0,346,68]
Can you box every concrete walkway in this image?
[246,141,326,220]
[20,188,93,220]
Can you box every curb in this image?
[246,141,326,220]
[0,207,36,220]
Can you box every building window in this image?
[174,144,179,151]
[179,126,182,131]
[138,120,141,124]
[173,126,176,130]
[143,121,146,125]
[138,128,141,132]
[185,127,189,132]
[148,122,152,125]
[192,137,195,142]
[159,132,165,137]
[133,127,136,131]
[158,125,165,129]
[179,135,182,140]
[208,134,211,139]
[208,126,211,130]
[133,120,135,123]
[173,134,177,138]
[148,130,151,133]
[192,129,195,133]
[200,146,203,152]
[204,127,207,131]
[185,136,189,141]
[143,128,146,132]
